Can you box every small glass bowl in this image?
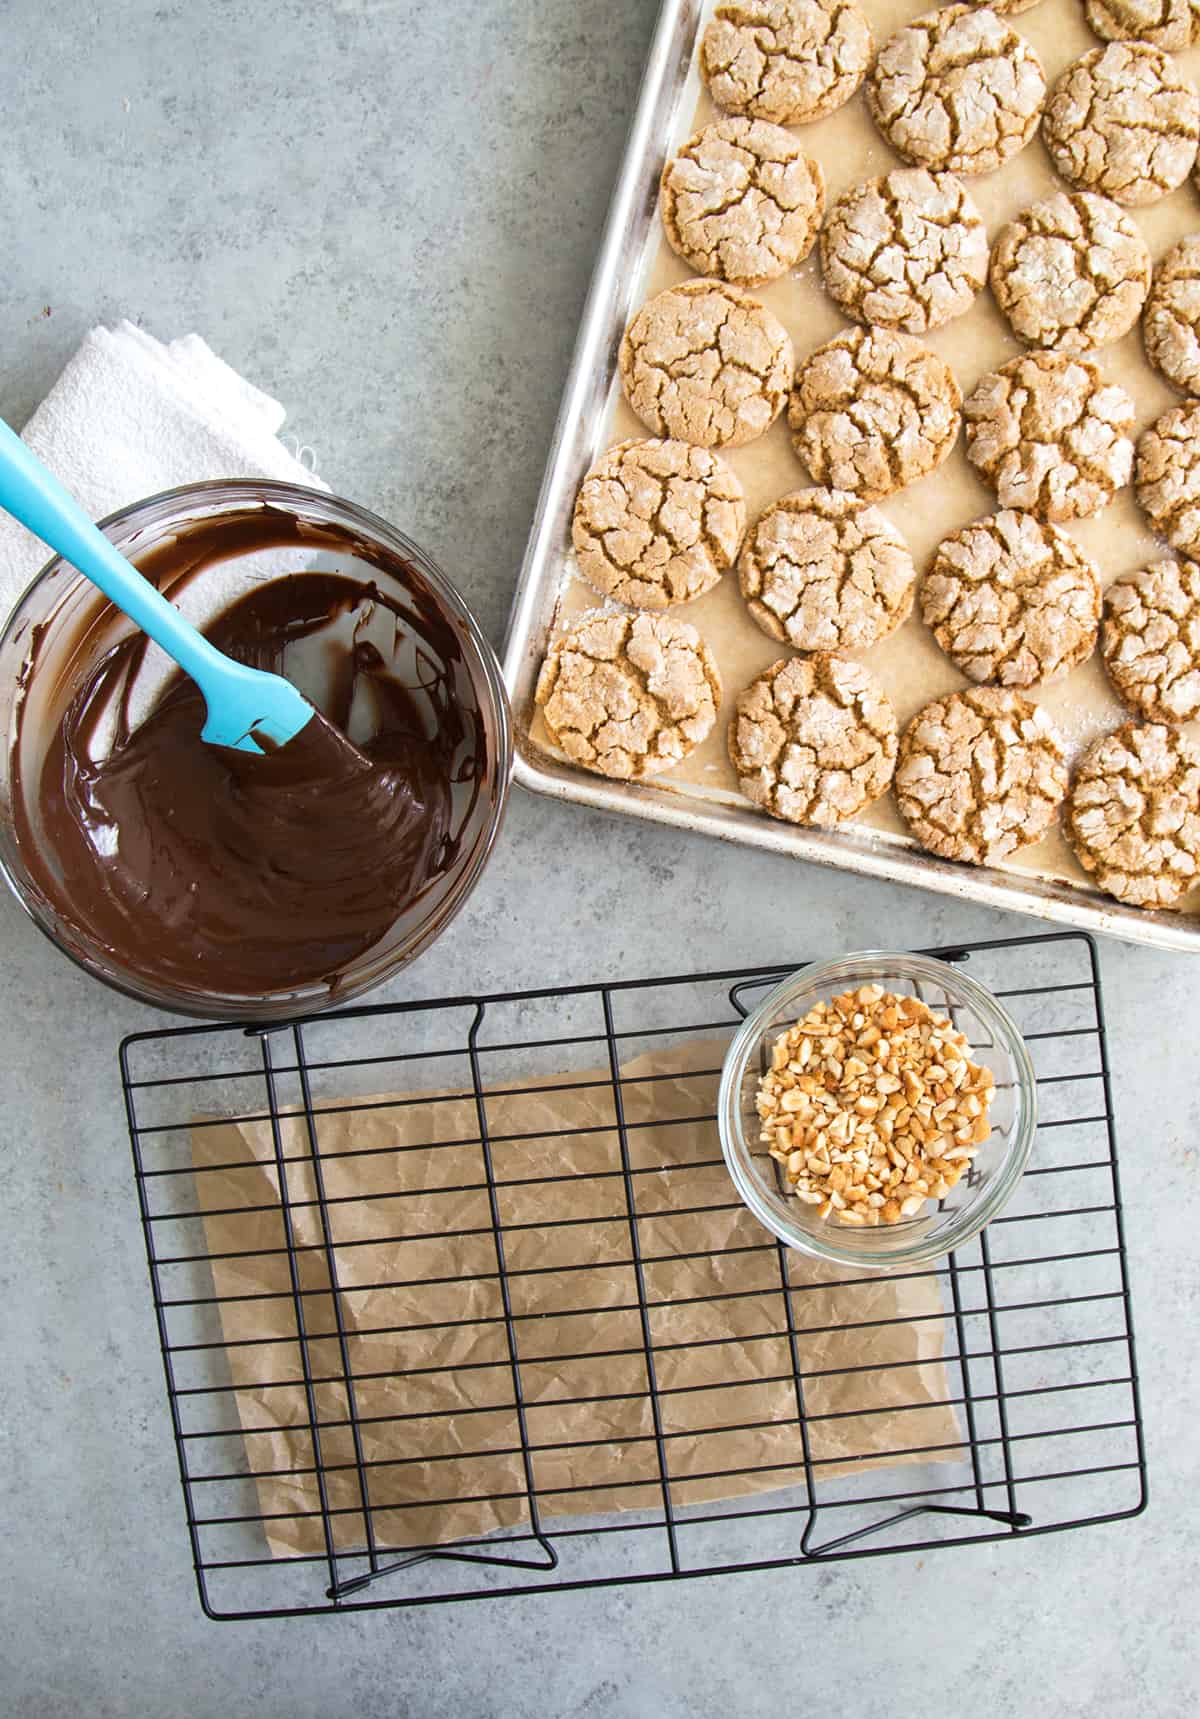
[718,952,1037,1270]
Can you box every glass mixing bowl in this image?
[718,951,1037,1270]
[0,480,512,1019]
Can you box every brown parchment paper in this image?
[191,1039,961,1559]
[527,0,1200,922]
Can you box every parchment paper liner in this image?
[192,1039,962,1560]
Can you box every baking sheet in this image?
[503,0,1200,952]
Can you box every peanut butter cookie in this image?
[819,169,988,335]
[1143,237,1200,398]
[788,326,962,502]
[619,280,793,449]
[966,0,1044,10]
[866,6,1046,177]
[989,192,1151,355]
[728,653,897,826]
[1042,43,1199,207]
[660,119,824,289]
[1135,403,1200,558]
[896,687,1069,865]
[1102,559,1200,724]
[535,610,721,781]
[923,510,1100,688]
[699,0,873,127]
[738,487,916,652]
[1084,0,1200,51]
[963,351,1135,523]
[572,438,746,610]
[1066,722,1200,907]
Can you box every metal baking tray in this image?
[501,0,1200,955]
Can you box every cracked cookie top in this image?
[1135,403,1200,559]
[728,653,897,826]
[572,438,746,610]
[1042,42,1199,207]
[866,5,1046,177]
[1143,237,1200,398]
[788,325,962,502]
[819,169,988,335]
[989,191,1151,355]
[1083,0,1200,52]
[922,509,1101,688]
[535,610,721,781]
[963,350,1135,522]
[1102,559,1200,725]
[659,118,825,288]
[738,487,916,652]
[699,0,873,126]
[1066,721,1200,907]
[619,279,794,449]
[896,686,1069,865]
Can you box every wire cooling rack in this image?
[121,930,1145,1621]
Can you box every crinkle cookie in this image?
[1135,403,1200,559]
[866,6,1046,177]
[819,169,988,335]
[571,439,746,610]
[963,351,1135,523]
[922,510,1101,688]
[788,326,962,502]
[1066,722,1200,907]
[659,118,824,288]
[535,610,721,780]
[1042,43,1199,207]
[699,0,873,126]
[896,687,1069,865]
[1143,237,1200,398]
[728,653,897,826]
[738,487,916,652]
[1084,0,1200,52]
[1102,560,1200,725]
[619,280,793,449]
[989,192,1150,355]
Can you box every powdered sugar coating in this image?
[1102,559,1200,724]
[989,192,1150,355]
[896,687,1069,865]
[536,610,721,780]
[922,510,1101,687]
[659,118,824,288]
[820,169,988,335]
[729,653,897,825]
[964,351,1135,522]
[620,280,794,449]
[1042,42,1199,207]
[738,488,916,652]
[1067,722,1200,907]
[700,0,873,126]
[867,6,1046,176]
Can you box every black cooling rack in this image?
[121,930,1145,1621]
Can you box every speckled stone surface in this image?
[1,3,1197,1715]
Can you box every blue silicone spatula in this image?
[0,416,314,753]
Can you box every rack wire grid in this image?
[121,929,1145,1620]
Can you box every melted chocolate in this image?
[14,524,486,999]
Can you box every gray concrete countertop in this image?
[2,3,1196,1715]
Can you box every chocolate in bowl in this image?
[0,482,511,1019]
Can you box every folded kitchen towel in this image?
[0,321,327,618]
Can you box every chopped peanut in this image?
[756,987,996,1228]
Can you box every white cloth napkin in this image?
[0,321,327,618]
